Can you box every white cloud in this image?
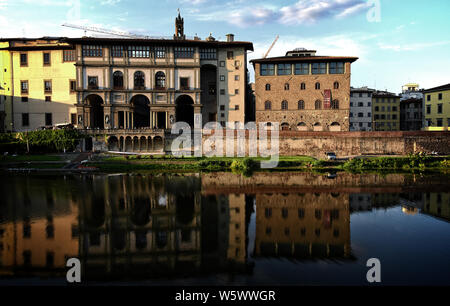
[189,0,368,27]
[0,0,7,10]
[100,0,121,5]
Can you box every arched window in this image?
[298,100,305,110]
[315,82,321,90]
[281,100,288,110]
[155,71,166,89]
[134,71,145,90]
[281,123,290,131]
[315,100,322,110]
[113,71,123,89]
[265,101,272,110]
[297,122,307,131]
[265,84,271,91]
[284,83,290,90]
[300,83,306,90]
[331,99,340,109]
[334,81,340,89]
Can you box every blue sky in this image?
[0,0,449,92]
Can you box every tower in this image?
[174,10,185,40]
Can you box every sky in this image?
[0,0,449,93]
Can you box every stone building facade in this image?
[251,49,358,132]
[67,15,253,131]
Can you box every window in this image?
[358,102,364,107]
[209,84,216,95]
[113,71,124,89]
[358,112,364,118]
[174,47,194,59]
[180,77,189,90]
[312,62,326,74]
[284,83,290,90]
[234,89,239,95]
[375,106,379,111]
[154,71,165,89]
[235,105,240,110]
[265,101,272,110]
[132,71,144,89]
[63,50,76,62]
[111,46,124,57]
[45,113,52,126]
[44,80,52,93]
[22,113,29,127]
[315,100,322,110]
[128,45,150,58]
[331,100,339,109]
[45,96,51,102]
[438,104,443,114]
[426,105,431,114]
[438,93,443,100]
[21,97,28,102]
[220,61,225,67]
[265,208,272,218]
[200,48,217,59]
[300,83,306,90]
[82,45,103,57]
[315,82,321,90]
[227,51,234,59]
[277,63,292,75]
[220,75,225,81]
[220,89,225,95]
[21,81,28,94]
[281,100,288,110]
[350,112,353,117]
[155,46,166,58]
[368,112,371,117]
[334,81,340,89]
[235,75,240,81]
[437,118,443,127]
[294,63,309,75]
[282,208,288,219]
[88,76,98,89]
[298,100,305,110]
[71,113,77,125]
[265,84,271,91]
[43,52,51,65]
[234,60,240,70]
[20,53,28,66]
[392,106,397,111]
[329,62,344,74]
[260,64,275,76]
[70,80,76,92]
[220,105,225,111]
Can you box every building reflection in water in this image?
[0,172,448,280]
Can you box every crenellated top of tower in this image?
[174,9,185,40]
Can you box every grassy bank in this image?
[2,153,449,175]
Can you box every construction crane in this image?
[263,35,279,59]
[61,23,173,40]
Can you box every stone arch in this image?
[281,122,290,131]
[133,136,139,151]
[175,95,194,127]
[108,136,119,151]
[131,94,150,128]
[330,122,341,132]
[85,94,104,129]
[153,136,164,151]
[297,122,308,131]
[140,136,147,152]
[125,136,133,152]
[313,122,323,132]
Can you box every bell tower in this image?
[174,9,186,40]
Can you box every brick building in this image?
[250,48,358,131]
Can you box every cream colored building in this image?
[67,15,252,131]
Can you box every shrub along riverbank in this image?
[0,130,84,154]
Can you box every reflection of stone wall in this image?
[200,131,450,158]
[202,172,406,194]
[255,193,350,259]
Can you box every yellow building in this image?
[0,42,12,132]
[424,83,450,131]
[372,92,401,131]
[0,38,77,132]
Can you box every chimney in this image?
[226,34,235,42]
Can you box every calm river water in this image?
[0,172,449,285]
